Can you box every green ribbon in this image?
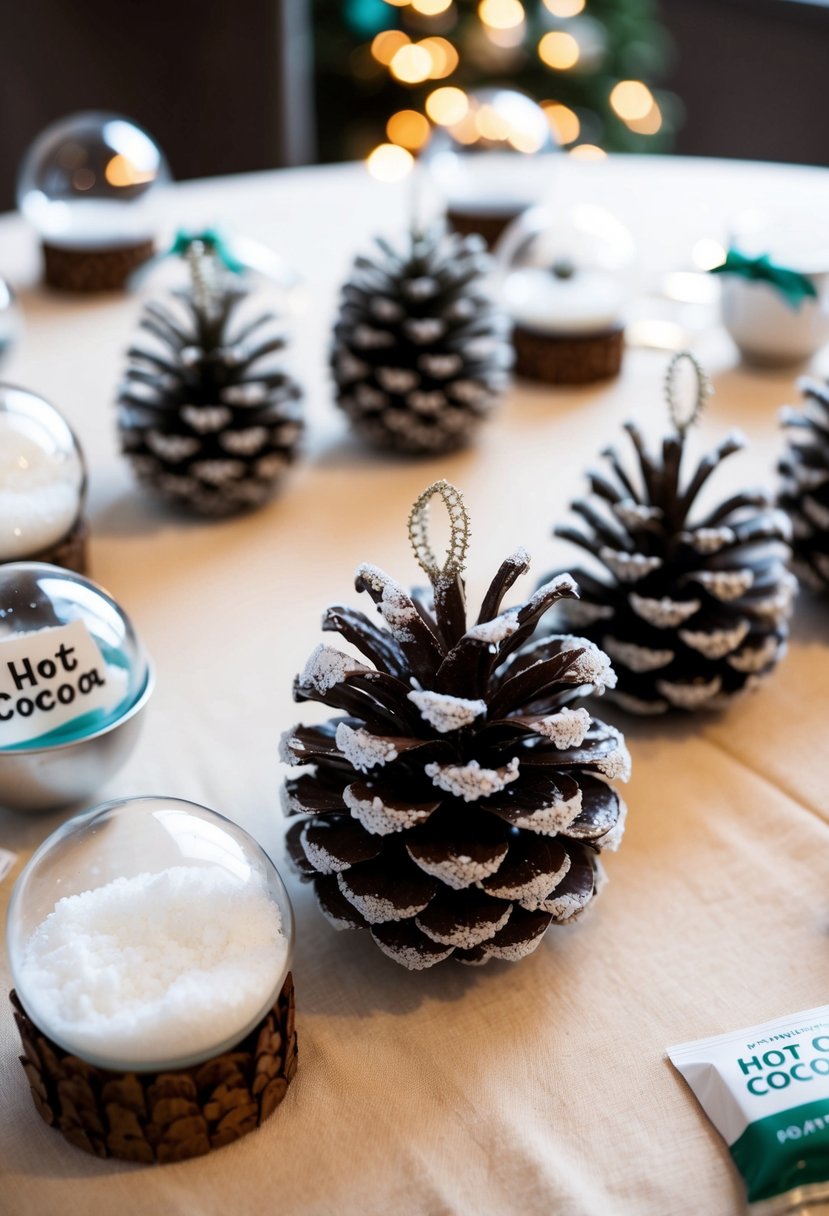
[711,248,818,309]
[168,228,245,275]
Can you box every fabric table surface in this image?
[1,155,828,1216]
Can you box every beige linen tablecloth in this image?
[1,156,828,1216]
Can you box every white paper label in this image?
[0,621,117,748]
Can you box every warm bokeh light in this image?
[386,109,431,150]
[447,111,480,144]
[104,155,155,187]
[371,30,410,65]
[475,103,511,142]
[543,0,585,14]
[426,86,469,125]
[478,0,524,29]
[538,31,580,70]
[542,101,580,145]
[693,238,727,271]
[366,143,415,181]
[609,80,654,121]
[411,0,452,12]
[390,42,434,83]
[626,101,663,135]
[421,36,459,78]
[569,143,606,161]
[382,0,409,6]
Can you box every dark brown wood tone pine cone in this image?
[331,228,511,455]
[548,419,796,714]
[779,377,829,591]
[9,973,297,1164]
[118,278,303,515]
[282,550,628,969]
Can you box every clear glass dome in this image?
[0,385,86,561]
[495,202,635,335]
[17,112,170,249]
[426,89,556,219]
[0,279,20,365]
[7,796,295,1072]
[0,562,148,751]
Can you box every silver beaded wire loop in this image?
[408,480,471,581]
[664,350,712,435]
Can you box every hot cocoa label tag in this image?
[0,620,116,748]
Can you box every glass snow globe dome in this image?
[7,796,295,1071]
[17,111,170,251]
[425,89,557,244]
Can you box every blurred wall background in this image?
[0,0,827,211]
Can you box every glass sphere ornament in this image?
[7,796,298,1162]
[0,384,88,571]
[0,277,21,365]
[495,202,635,384]
[17,112,171,293]
[0,562,153,811]
[425,89,556,248]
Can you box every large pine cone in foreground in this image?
[779,377,829,590]
[549,421,796,714]
[118,281,303,515]
[331,228,511,455]
[282,553,628,969]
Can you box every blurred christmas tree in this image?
[312,0,678,166]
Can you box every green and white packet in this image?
[669,1005,829,1214]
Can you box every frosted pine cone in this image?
[118,246,302,516]
[331,228,511,455]
[548,390,795,714]
[779,378,829,590]
[282,482,628,970]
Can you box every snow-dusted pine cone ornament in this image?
[282,480,628,970]
[331,228,511,455]
[118,236,303,515]
[548,352,796,715]
[778,377,829,590]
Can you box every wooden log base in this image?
[20,515,90,575]
[42,240,155,293]
[512,325,625,385]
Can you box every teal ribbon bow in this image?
[710,249,818,309]
[168,228,245,275]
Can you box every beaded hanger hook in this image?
[664,350,713,436]
[408,480,471,582]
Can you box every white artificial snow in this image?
[407,390,447,414]
[750,572,797,623]
[561,600,614,626]
[353,324,395,350]
[484,932,545,963]
[601,636,674,673]
[540,883,592,920]
[407,690,487,733]
[628,593,701,628]
[180,405,232,433]
[510,788,583,835]
[408,844,507,890]
[404,318,446,344]
[344,784,431,836]
[691,569,754,602]
[679,619,750,660]
[727,635,781,673]
[530,573,579,609]
[416,903,512,950]
[145,431,200,462]
[599,547,663,582]
[656,676,722,709]
[300,825,349,875]
[18,866,287,1067]
[425,757,520,802]
[484,853,571,906]
[191,459,245,485]
[336,872,429,923]
[355,384,387,409]
[370,930,453,970]
[681,527,736,554]
[593,728,632,781]
[301,644,370,694]
[448,380,486,404]
[356,563,420,642]
[418,353,463,378]
[219,426,269,456]
[793,465,829,491]
[278,728,303,765]
[597,797,627,852]
[535,707,591,749]
[377,368,419,393]
[336,722,398,772]
[466,611,520,645]
[612,500,664,530]
[558,636,617,691]
[221,383,269,406]
[609,689,669,715]
[804,495,829,531]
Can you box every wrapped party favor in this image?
[548,352,796,714]
[283,480,628,969]
[8,797,297,1163]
